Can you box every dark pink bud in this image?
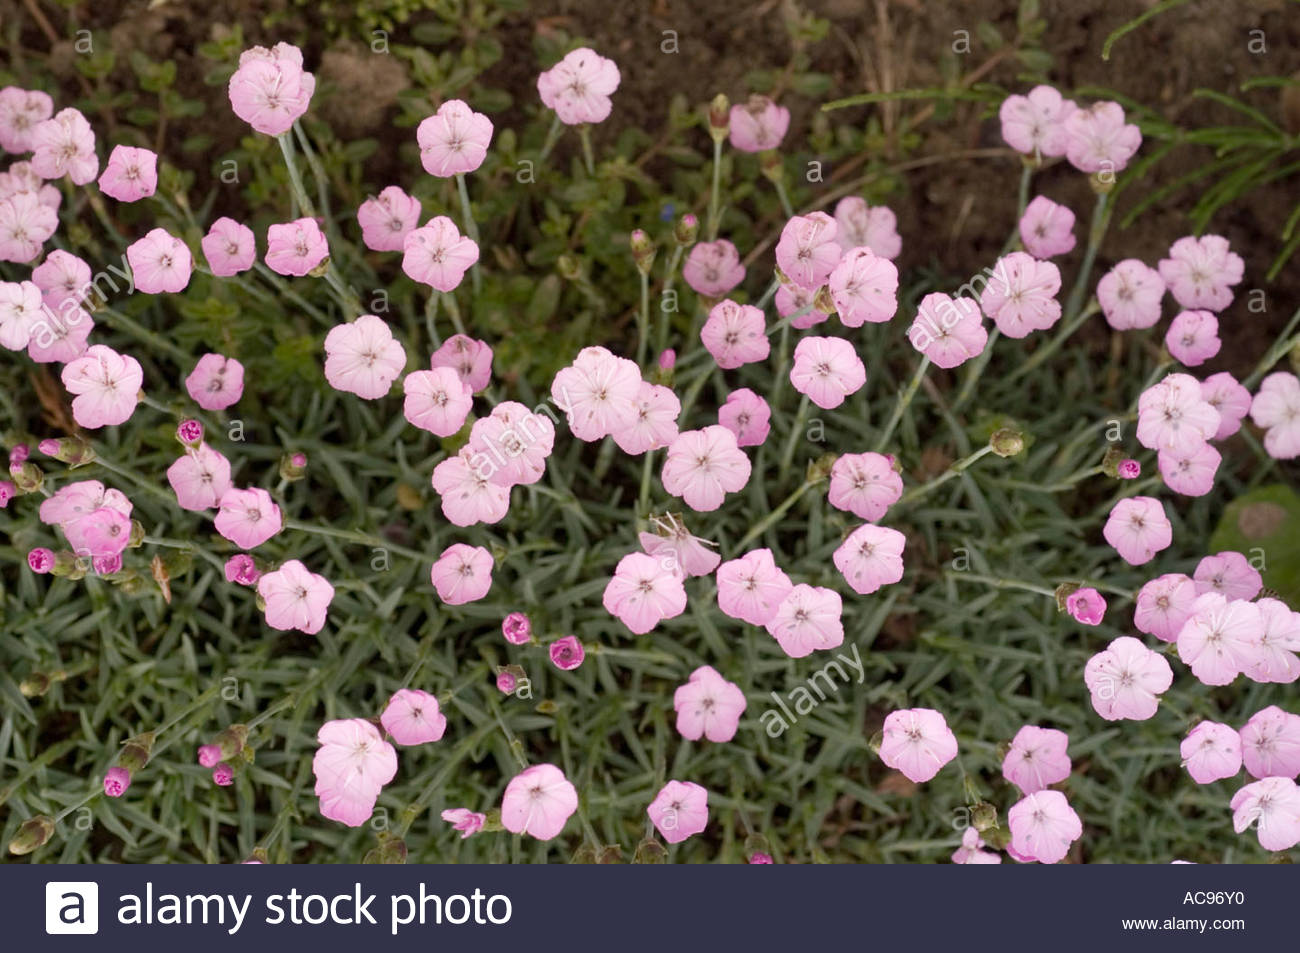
[1118,459,1141,479]
[8,443,29,466]
[224,554,261,585]
[658,349,676,371]
[502,612,532,645]
[27,548,55,573]
[37,439,60,457]
[496,671,517,694]
[748,852,774,864]
[0,480,15,508]
[177,419,204,447]
[93,553,122,575]
[103,766,132,797]
[212,763,234,786]
[197,744,222,768]
[549,635,585,671]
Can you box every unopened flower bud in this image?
[630,229,657,276]
[707,93,730,142]
[197,744,222,768]
[759,149,784,184]
[48,550,81,577]
[215,724,249,760]
[177,419,203,449]
[598,844,623,864]
[495,669,517,694]
[279,451,308,482]
[658,348,677,371]
[744,833,771,858]
[20,671,52,697]
[1118,459,1140,479]
[362,834,408,864]
[989,428,1025,458]
[8,443,30,466]
[41,437,96,466]
[633,837,668,864]
[212,763,234,786]
[971,801,998,832]
[128,519,146,548]
[8,815,55,855]
[812,285,836,315]
[570,844,598,864]
[118,739,153,773]
[556,254,582,281]
[748,852,774,863]
[8,460,43,494]
[502,611,532,644]
[94,553,123,576]
[0,480,14,508]
[103,766,132,798]
[27,547,55,574]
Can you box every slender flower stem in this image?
[276,131,317,220]
[772,176,795,219]
[577,125,596,177]
[490,699,530,771]
[756,276,781,312]
[322,267,361,315]
[656,244,684,354]
[283,519,427,564]
[141,535,226,572]
[1063,191,1109,322]
[637,449,657,523]
[246,693,300,733]
[455,173,483,296]
[253,263,331,325]
[538,113,564,163]
[875,356,931,452]
[1244,303,1300,389]
[897,444,996,506]
[779,395,810,484]
[443,292,468,337]
[637,270,650,368]
[706,138,724,241]
[424,293,442,349]
[291,121,331,233]
[948,572,1057,598]
[733,479,817,551]
[92,455,174,504]
[98,306,191,363]
[952,329,1000,412]
[1017,161,1033,218]
[1006,298,1101,385]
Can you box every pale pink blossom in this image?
[1249,372,1300,460]
[417,99,492,177]
[215,487,283,550]
[879,708,959,783]
[259,559,334,634]
[430,334,494,393]
[603,551,687,634]
[1008,790,1082,864]
[1239,706,1300,780]
[1244,598,1300,684]
[717,388,770,447]
[833,197,901,260]
[0,159,60,210]
[661,425,751,512]
[185,353,244,410]
[1180,721,1242,784]
[1103,496,1172,566]
[1063,101,1141,174]
[833,523,905,595]
[31,249,90,307]
[1065,587,1106,625]
[1157,441,1221,497]
[61,345,143,429]
[612,381,679,455]
[1018,196,1076,259]
[228,42,315,137]
[431,448,510,526]
[468,401,556,487]
[716,549,792,626]
[682,240,745,298]
[1003,725,1071,794]
[0,192,57,263]
[907,293,988,369]
[999,85,1076,157]
[167,444,233,511]
[97,145,157,202]
[200,217,256,276]
[441,808,485,839]
[502,612,532,645]
[29,108,98,184]
[1134,573,1198,643]
[323,314,407,400]
[381,688,447,746]
[647,780,708,844]
[501,763,579,840]
[700,299,769,369]
[312,718,396,827]
[979,252,1062,338]
[39,480,131,529]
[1084,636,1173,720]
[537,48,620,125]
[403,366,473,437]
[0,279,41,350]
[127,227,193,293]
[1158,235,1243,312]
[827,246,898,327]
[1194,551,1263,601]
[728,95,789,152]
[674,665,746,742]
[265,218,328,277]
[1165,309,1220,366]
[952,826,1001,864]
[0,87,53,153]
[1231,777,1300,851]
[224,554,260,585]
[765,584,844,658]
[1177,592,1262,686]
[1097,259,1165,330]
[356,186,420,252]
[775,212,842,291]
[64,506,131,558]
[639,512,720,578]
[550,345,641,441]
[1201,372,1251,440]
[430,543,494,605]
[790,336,866,409]
[828,452,902,522]
[775,283,829,329]
[1136,373,1221,454]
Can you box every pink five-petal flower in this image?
[185,353,245,411]
[228,43,315,137]
[879,708,959,784]
[0,192,57,263]
[258,559,334,634]
[999,85,1076,157]
[1165,310,1221,367]
[403,366,473,437]
[200,217,256,277]
[1249,372,1300,460]
[700,299,769,369]
[638,512,720,578]
[1102,495,1172,566]
[1194,551,1263,601]
[441,808,486,839]
[501,763,579,840]
[1018,196,1076,259]
[1134,573,1198,643]
[980,252,1062,338]
[715,548,792,626]
[380,688,447,746]
[549,635,585,671]
[39,480,131,528]
[614,381,680,455]
[502,612,532,645]
[1065,587,1106,625]
[0,86,54,153]
[953,826,1002,865]
[775,283,829,329]
[647,780,709,844]
[312,718,396,827]
[97,145,157,202]
[61,344,143,429]
[1180,721,1242,784]
[1064,101,1141,174]
[828,246,898,327]
[775,211,842,291]
[32,249,91,308]
[537,48,620,126]
[833,523,905,595]
[224,554,260,585]
[674,665,746,743]
[0,279,42,351]
[431,333,494,393]
[431,447,509,526]
[1158,235,1243,312]
[1008,790,1082,864]
[765,584,844,658]
[1201,372,1251,440]
[828,451,902,522]
[467,401,556,488]
[550,345,641,441]
[1243,597,1300,684]
[214,487,283,550]
[790,335,866,409]
[1157,441,1221,497]
[1176,592,1262,686]
[1137,372,1221,454]
[126,227,193,294]
[661,425,751,512]
[833,197,901,260]
[729,94,789,152]
[430,543,493,605]
[1097,258,1165,330]
[63,506,132,558]
[323,313,407,400]
[265,217,328,277]
[907,293,988,369]
[602,551,687,634]
[1239,706,1300,780]
[717,388,770,448]
[682,239,745,298]
[167,444,233,511]
[1,159,62,211]
[417,99,493,177]
[356,185,421,253]
[1002,725,1071,795]
[1084,636,1173,721]
[30,108,98,184]
[1231,777,1300,851]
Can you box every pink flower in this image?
[0,160,61,211]
[266,218,328,277]
[430,543,493,605]
[27,547,54,573]
[1084,636,1173,721]
[127,227,193,294]
[177,418,204,447]
[97,145,157,202]
[30,108,98,184]
[61,345,143,429]
[500,763,579,840]
[1000,86,1076,157]
[1194,551,1263,601]
[765,584,844,658]
[258,559,334,634]
[749,852,775,864]
[380,688,447,746]
[224,554,261,585]
[1117,459,1141,479]
[775,283,829,329]
[185,353,245,411]
[1134,573,1198,643]
[103,766,131,798]
[833,197,901,260]
[1158,235,1243,312]
[1136,373,1220,453]
[417,100,493,176]
[1008,790,1082,864]
[0,193,58,263]
[1103,496,1172,567]
[658,348,676,371]
[603,551,687,634]
[661,425,752,511]
[833,523,905,595]
[323,314,407,400]
[700,299,769,369]
[1244,598,1300,684]
[215,487,283,550]
[403,366,473,437]
[647,780,709,844]
[716,549,792,626]
[1065,587,1106,625]
[828,246,898,327]
[952,826,1002,865]
[64,506,132,558]
[1097,259,1166,330]
[92,553,122,576]
[39,480,131,528]
[674,665,746,742]
[775,212,842,291]
[878,708,959,784]
[717,388,770,448]
[441,808,486,839]
[1002,725,1071,794]
[431,448,510,526]
[790,336,866,409]
[1157,442,1221,497]
[167,444,233,511]
[502,612,532,644]
[32,249,91,307]
[980,252,1062,338]
[228,42,315,137]
[1176,592,1262,686]
[551,345,642,442]
[0,279,42,351]
[496,670,516,693]
[682,240,745,298]
[537,48,620,125]
[201,217,257,276]
[639,512,720,578]
[1249,372,1300,460]
[907,293,988,369]
[1201,372,1251,440]
[468,401,556,488]
[1180,721,1242,784]
[0,87,53,153]
[611,381,679,455]
[549,636,585,671]
[1240,706,1300,780]
[356,186,420,252]
[1231,777,1300,851]
[312,718,396,827]
[828,452,902,522]
[213,763,234,786]
[197,745,222,768]
[728,95,789,152]
[1063,101,1141,174]
[430,334,494,393]
[1165,310,1220,366]
[1018,197,1076,259]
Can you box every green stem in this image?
[772,176,795,219]
[424,293,442,350]
[282,519,427,564]
[779,395,810,484]
[1062,191,1109,322]
[656,244,685,354]
[253,263,330,325]
[142,535,227,572]
[1244,303,1300,389]
[875,356,930,452]
[637,449,656,523]
[455,173,483,296]
[756,276,781,312]
[897,444,996,506]
[952,329,1000,412]
[637,270,650,368]
[276,131,317,220]
[322,267,361,315]
[292,121,332,234]
[92,456,174,504]
[443,292,468,337]
[577,125,595,177]
[707,137,724,241]
[490,699,530,771]
[538,113,564,163]
[1006,298,1101,385]
[733,480,817,551]
[98,306,191,364]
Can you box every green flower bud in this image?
[633,837,667,864]
[8,815,55,856]
[971,802,999,832]
[989,427,1025,458]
